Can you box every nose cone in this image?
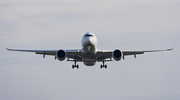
[81,32,97,47]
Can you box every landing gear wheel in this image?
[76,65,79,69]
[72,59,79,69]
[100,59,107,69]
[104,65,107,68]
[72,65,79,69]
[72,65,75,69]
[100,65,103,69]
[100,65,107,69]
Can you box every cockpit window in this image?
[85,34,93,37]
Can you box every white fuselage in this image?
[81,32,97,66]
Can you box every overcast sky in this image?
[0,0,180,100]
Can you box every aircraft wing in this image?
[5,47,83,61]
[122,48,173,56]
[6,47,58,55]
[96,47,174,61]
[6,46,174,62]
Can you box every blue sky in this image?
[0,0,180,100]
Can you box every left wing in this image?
[122,48,173,56]
[5,47,82,61]
[96,47,174,61]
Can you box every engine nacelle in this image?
[112,49,123,61]
[56,49,66,61]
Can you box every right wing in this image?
[6,47,58,55]
[5,47,83,61]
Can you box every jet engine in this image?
[56,49,66,61]
[112,49,123,61]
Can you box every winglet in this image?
[167,44,175,51]
[4,45,12,51]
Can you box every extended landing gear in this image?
[72,65,79,69]
[100,59,107,69]
[100,65,107,68]
[72,59,79,69]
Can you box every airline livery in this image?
[6,32,173,68]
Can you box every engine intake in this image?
[112,49,123,61]
[56,49,66,61]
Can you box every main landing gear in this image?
[72,65,79,69]
[72,59,79,69]
[100,59,107,69]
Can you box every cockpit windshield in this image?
[85,34,93,37]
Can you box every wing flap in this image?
[123,51,144,56]
[35,51,56,56]
[96,50,113,61]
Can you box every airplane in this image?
[6,32,174,69]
